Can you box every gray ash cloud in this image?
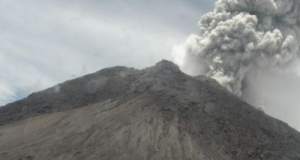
[173,0,300,96]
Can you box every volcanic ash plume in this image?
[173,0,300,96]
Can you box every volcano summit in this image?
[0,60,299,160]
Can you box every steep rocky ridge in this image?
[0,60,300,160]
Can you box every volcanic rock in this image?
[0,60,299,160]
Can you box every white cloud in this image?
[0,0,215,106]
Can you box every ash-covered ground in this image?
[0,60,299,160]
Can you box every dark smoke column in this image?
[173,0,300,96]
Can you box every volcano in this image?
[0,60,299,160]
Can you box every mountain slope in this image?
[0,60,300,160]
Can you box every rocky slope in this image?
[0,60,300,160]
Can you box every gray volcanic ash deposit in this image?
[0,60,300,160]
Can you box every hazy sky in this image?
[0,0,216,106]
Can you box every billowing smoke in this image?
[173,0,300,96]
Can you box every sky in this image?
[0,0,215,106]
[1,0,300,132]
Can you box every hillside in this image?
[0,60,300,160]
